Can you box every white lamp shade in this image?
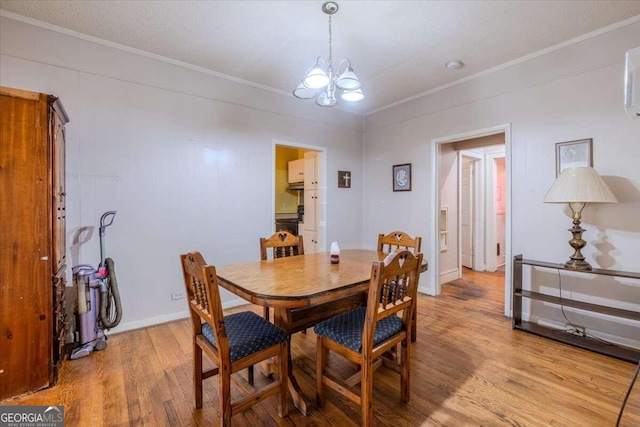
[544,166,617,203]
[293,82,317,99]
[336,68,361,90]
[303,66,330,89]
[341,88,364,102]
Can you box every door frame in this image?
[429,123,513,317]
[272,140,327,252]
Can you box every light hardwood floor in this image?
[4,269,639,426]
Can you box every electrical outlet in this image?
[171,292,185,301]
[566,325,586,337]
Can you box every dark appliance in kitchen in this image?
[274,205,304,236]
[275,218,298,235]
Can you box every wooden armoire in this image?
[0,87,69,400]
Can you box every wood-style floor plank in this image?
[3,269,639,426]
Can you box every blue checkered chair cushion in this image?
[201,311,289,362]
[314,307,403,353]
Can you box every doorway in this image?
[273,140,326,253]
[457,146,506,304]
[429,124,512,317]
[457,145,506,274]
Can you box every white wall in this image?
[363,20,640,346]
[0,16,364,333]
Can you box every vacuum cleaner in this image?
[70,211,123,360]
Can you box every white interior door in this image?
[484,148,506,272]
[461,157,474,269]
[494,157,506,267]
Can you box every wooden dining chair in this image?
[180,251,289,426]
[378,231,422,342]
[260,231,304,320]
[260,230,304,260]
[314,250,423,427]
[377,230,422,253]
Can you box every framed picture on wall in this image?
[556,138,593,176]
[393,163,412,191]
[338,171,351,188]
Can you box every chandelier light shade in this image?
[341,88,364,102]
[316,91,338,107]
[336,66,361,90]
[293,2,364,107]
[303,60,330,89]
[544,166,617,270]
[293,81,318,99]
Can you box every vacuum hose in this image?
[99,257,123,329]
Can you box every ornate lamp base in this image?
[564,258,592,271]
[564,204,592,271]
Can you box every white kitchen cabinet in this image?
[301,151,319,252]
[302,229,318,254]
[288,158,304,183]
[302,187,318,253]
[304,151,318,190]
[302,190,317,231]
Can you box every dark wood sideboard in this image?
[513,254,640,363]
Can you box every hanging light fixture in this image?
[293,2,364,107]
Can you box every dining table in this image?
[215,248,428,415]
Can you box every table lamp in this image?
[544,166,617,270]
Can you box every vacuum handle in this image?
[99,211,117,267]
[99,211,117,235]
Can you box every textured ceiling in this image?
[2,1,640,115]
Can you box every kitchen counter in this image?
[275,213,299,220]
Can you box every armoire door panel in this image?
[0,87,68,400]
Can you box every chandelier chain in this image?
[328,14,332,68]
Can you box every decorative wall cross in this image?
[338,170,351,188]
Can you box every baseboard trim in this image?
[440,268,460,285]
[528,314,640,351]
[107,298,248,335]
